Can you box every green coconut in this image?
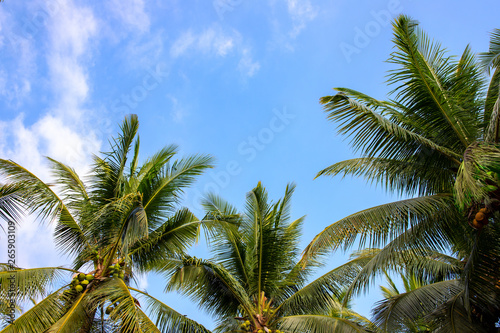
[85,274,94,281]
[81,280,89,286]
[75,285,83,292]
[119,272,125,279]
[78,273,86,281]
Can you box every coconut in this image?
[119,272,125,279]
[479,207,490,214]
[75,285,83,292]
[78,273,86,281]
[81,280,89,286]
[85,274,94,281]
[475,211,486,222]
[472,219,483,229]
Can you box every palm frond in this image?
[165,256,254,319]
[317,157,455,196]
[0,266,76,300]
[279,314,373,333]
[372,279,461,332]
[0,286,69,333]
[129,287,212,333]
[303,194,456,258]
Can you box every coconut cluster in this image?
[108,263,125,279]
[238,318,283,333]
[472,207,492,229]
[67,273,94,293]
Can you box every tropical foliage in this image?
[164,182,375,333]
[0,115,214,332]
[305,15,500,331]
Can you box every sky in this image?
[0,0,499,329]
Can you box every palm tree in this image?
[164,182,375,333]
[304,16,500,331]
[0,115,214,332]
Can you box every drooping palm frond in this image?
[165,256,254,318]
[279,314,374,333]
[277,250,374,316]
[454,142,500,208]
[47,289,93,333]
[319,90,462,167]
[141,154,214,229]
[0,286,70,333]
[303,194,457,257]
[129,208,202,271]
[317,157,455,196]
[0,159,91,256]
[372,279,461,332]
[129,287,211,333]
[480,28,500,74]
[0,266,77,301]
[0,183,25,225]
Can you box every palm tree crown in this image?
[305,15,500,331]
[166,182,375,333]
[0,114,214,332]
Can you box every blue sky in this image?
[1,0,499,329]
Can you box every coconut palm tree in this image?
[164,182,376,333]
[0,115,214,332]
[304,16,500,331]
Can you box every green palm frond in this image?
[279,314,374,333]
[166,256,254,318]
[319,89,462,165]
[372,279,461,332]
[317,157,455,196]
[129,287,211,333]
[0,286,69,333]
[141,154,214,228]
[303,194,456,258]
[0,183,24,225]
[0,159,90,255]
[480,28,500,74]
[277,250,373,315]
[454,142,500,208]
[389,16,478,148]
[129,208,201,271]
[47,289,93,333]
[0,266,76,300]
[47,157,89,205]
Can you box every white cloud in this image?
[0,8,36,107]
[109,0,150,33]
[286,0,318,38]
[170,25,259,77]
[0,0,102,269]
[238,49,260,77]
[167,95,189,123]
[170,26,236,58]
[46,0,97,120]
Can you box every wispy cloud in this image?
[170,26,236,58]
[108,0,150,33]
[170,25,260,77]
[167,95,189,123]
[286,0,318,38]
[0,8,36,107]
[238,48,260,77]
[0,0,102,268]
